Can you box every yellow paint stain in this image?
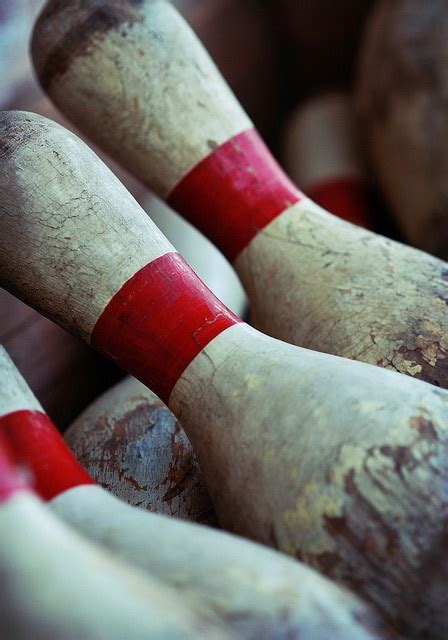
[283,481,341,555]
[280,541,298,557]
[331,444,366,486]
[414,319,448,367]
[244,373,262,390]
[262,447,276,464]
[391,353,423,377]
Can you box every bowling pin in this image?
[0,430,229,638]
[282,92,374,228]
[356,0,448,258]
[31,0,448,389]
[2,111,448,636]
[66,375,215,524]
[0,347,386,640]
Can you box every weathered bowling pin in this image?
[0,428,228,638]
[66,375,215,524]
[356,0,448,259]
[0,347,386,640]
[31,0,448,388]
[282,92,374,228]
[2,111,448,636]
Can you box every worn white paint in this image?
[32,0,252,197]
[234,196,448,379]
[0,491,230,639]
[0,347,42,417]
[65,376,214,523]
[51,484,381,639]
[2,107,448,633]
[283,92,365,188]
[0,111,174,342]
[170,321,448,625]
[30,1,448,388]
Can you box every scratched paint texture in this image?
[0,111,174,341]
[32,0,251,197]
[2,105,448,636]
[171,323,448,637]
[236,198,448,389]
[31,0,448,389]
[357,0,448,259]
[0,492,231,639]
[52,485,387,640]
[66,377,215,524]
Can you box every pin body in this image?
[0,348,386,640]
[0,493,232,640]
[0,434,229,639]
[31,0,448,389]
[66,376,215,524]
[356,0,448,259]
[2,111,448,635]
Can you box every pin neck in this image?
[91,251,241,405]
[168,129,304,263]
[0,410,94,501]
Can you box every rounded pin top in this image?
[31,0,252,196]
[32,0,146,91]
[0,110,174,342]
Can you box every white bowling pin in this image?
[0,430,230,639]
[31,0,448,388]
[283,92,373,228]
[0,347,386,640]
[66,375,215,524]
[2,110,448,635]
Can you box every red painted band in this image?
[91,252,241,405]
[307,176,374,230]
[0,434,33,503]
[168,128,304,262]
[0,410,94,501]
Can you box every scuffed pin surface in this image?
[0,492,234,639]
[66,376,215,524]
[356,0,448,259]
[52,485,390,640]
[2,111,448,636]
[31,0,448,390]
[0,348,386,640]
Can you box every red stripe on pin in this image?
[0,410,94,501]
[307,177,374,229]
[92,252,241,404]
[0,433,32,503]
[168,129,304,263]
